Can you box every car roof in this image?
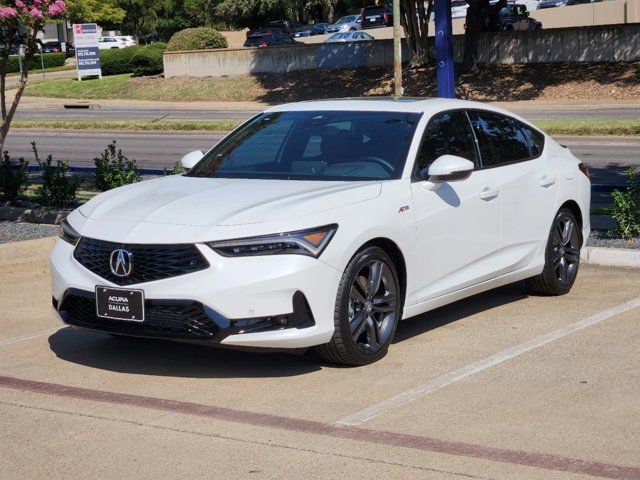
[264,97,535,125]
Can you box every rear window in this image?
[468,111,532,167]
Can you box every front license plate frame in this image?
[95,286,145,322]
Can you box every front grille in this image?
[61,293,220,339]
[73,237,209,285]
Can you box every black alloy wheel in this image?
[316,246,401,366]
[527,208,581,295]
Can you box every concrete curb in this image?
[0,206,68,225]
[582,246,640,269]
[0,236,57,263]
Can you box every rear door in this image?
[468,110,558,273]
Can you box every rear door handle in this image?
[479,187,499,201]
[539,175,557,188]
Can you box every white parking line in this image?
[0,328,59,348]
[336,296,640,426]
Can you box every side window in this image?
[469,111,531,168]
[517,121,545,157]
[415,111,478,176]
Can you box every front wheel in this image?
[526,208,581,295]
[316,246,401,366]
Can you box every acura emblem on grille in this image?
[110,249,133,277]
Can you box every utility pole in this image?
[392,0,402,97]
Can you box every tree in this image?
[66,0,126,25]
[461,0,505,74]
[117,0,166,38]
[215,0,291,29]
[0,0,67,154]
[399,0,433,68]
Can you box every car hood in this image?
[79,175,382,227]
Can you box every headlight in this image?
[59,218,81,246]
[207,224,338,258]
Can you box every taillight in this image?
[578,162,590,179]
[384,12,389,20]
[260,40,268,46]
[464,22,468,29]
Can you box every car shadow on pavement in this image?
[393,282,529,343]
[48,329,321,378]
[48,282,530,377]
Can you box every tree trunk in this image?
[461,0,506,74]
[400,0,432,68]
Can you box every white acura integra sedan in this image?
[51,98,590,365]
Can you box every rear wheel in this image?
[526,208,581,295]
[316,246,401,366]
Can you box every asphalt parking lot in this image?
[1,238,639,480]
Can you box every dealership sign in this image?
[72,23,102,79]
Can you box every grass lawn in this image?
[12,118,243,132]
[533,119,640,136]
[23,74,265,102]
[11,117,640,136]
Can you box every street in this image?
[1,239,639,480]
[4,129,638,187]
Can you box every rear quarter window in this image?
[517,121,545,157]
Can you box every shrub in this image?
[5,53,66,74]
[31,142,78,208]
[99,46,142,76]
[0,152,29,202]
[611,166,640,241]
[163,161,185,176]
[130,42,167,76]
[94,141,141,191]
[166,27,227,52]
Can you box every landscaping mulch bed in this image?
[587,229,640,250]
[0,221,58,244]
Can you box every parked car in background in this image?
[97,36,127,49]
[324,31,375,43]
[361,4,394,29]
[293,23,330,37]
[484,4,542,31]
[117,36,137,47]
[451,0,469,18]
[41,41,75,57]
[247,20,302,38]
[537,0,592,8]
[326,15,362,33]
[244,33,302,47]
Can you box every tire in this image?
[316,246,401,366]
[526,208,581,296]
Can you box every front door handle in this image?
[539,175,557,188]
[479,187,499,201]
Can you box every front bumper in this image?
[51,238,341,349]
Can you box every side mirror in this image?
[180,150,204,171]
[422,155,474,191]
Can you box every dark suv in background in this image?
[361,4,394,29]
[244,33,302,47]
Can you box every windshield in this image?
[187,110,421,181]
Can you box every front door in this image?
[410,110,501,303]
